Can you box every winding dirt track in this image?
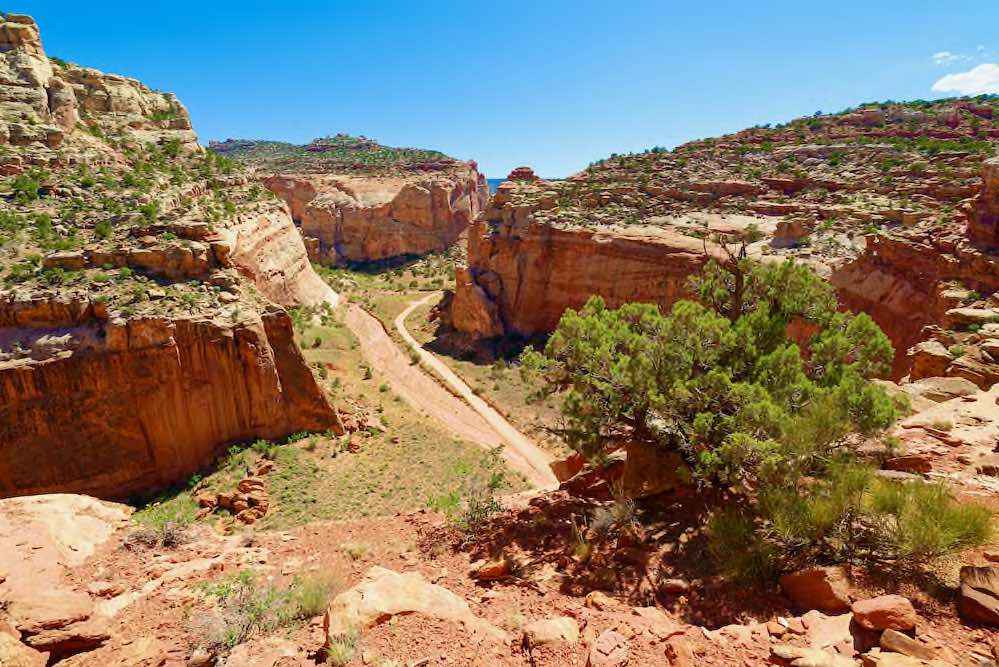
[343,299,557,489]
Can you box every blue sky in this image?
[17,1,999,177]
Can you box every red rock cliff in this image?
[0,298,339,499]
[452,188,721,338]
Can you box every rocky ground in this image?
[0,482,996,667]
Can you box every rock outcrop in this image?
[0,494,131,662]
[966,156,999,244]
[452,200,722,338]
[211,135,488,264]
[0,300,338,499]
[0,15,341,499]
[218,206,338,307]
[264,167,487,264]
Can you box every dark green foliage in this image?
[208,134,451,174]
[10,168,49,203]
[525,258,987,580]
[524,259,895,485]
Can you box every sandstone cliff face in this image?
[218,205,339,307]
[0,297,338,500]
[0,15,342,499]
[264,167,488,264]
[453,186,721,338]
[0,14,196,169]
[832,212,999,378]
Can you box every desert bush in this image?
[526,254,986,580]
[523,258,895,485]
[10,168,48,203]
[708,466,992,583]
[706,510,777,584]
[590,483,637,539]
[428,446,508,544]
[192,570,339,654]
[326,630,358,666]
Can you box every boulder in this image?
[883,455,932,475]
[471,556,512,581]
[584,591,620,610]
[771,643,856,667]
[779,566,852,613]
[8,589,109,657]
[664,637,695,666]
[902,376,979,403]
[879,628,936,660]
[0,634,46,667]
[549,452,585,483]
[621,442,688,499]
[587,629,629,667]
[850,595,917,631]
[944,307,999,327]
[958,565,999,625]
[323,566,506,643]
[522,616,579,648]
[907,341,953,380]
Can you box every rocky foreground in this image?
[211,136,488,265]
[0,14,342,499]
[0,487,995,667]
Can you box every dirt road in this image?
[343,301,557,489]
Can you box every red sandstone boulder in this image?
[850,594,917,630]
[587,629,629,667]
[0,633,46,667]
[779,566,852,612]
[549,452,585,483]
[959,565,999,625]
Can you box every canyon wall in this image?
[264,166,488,264]
[0,15,342,499]
[219,205,339,308]
[452,187,721,338]
[0,298,339,500]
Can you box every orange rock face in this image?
[219,206,339,307]
[831,230,999,377]
[966,156,999,244]
[263,166,487,264]
[0,301,340,500]
[452,216,720,338]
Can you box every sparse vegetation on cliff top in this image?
[209,133,455,175]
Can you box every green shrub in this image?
[870,479,992,561]
[706,510,777,584]
[10,168,48,203]
[427,446,508,544]
[193,570,339,654]
[326,630,358,666]
[708,469,992,583]
[95,219,113,240]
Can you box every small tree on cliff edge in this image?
[522,257,990,578]
[522,257,895,485]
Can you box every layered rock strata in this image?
[264,168,487,264]
[0,15,340,498]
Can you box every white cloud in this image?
[932,63,999,95]
[932,51,966,65]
